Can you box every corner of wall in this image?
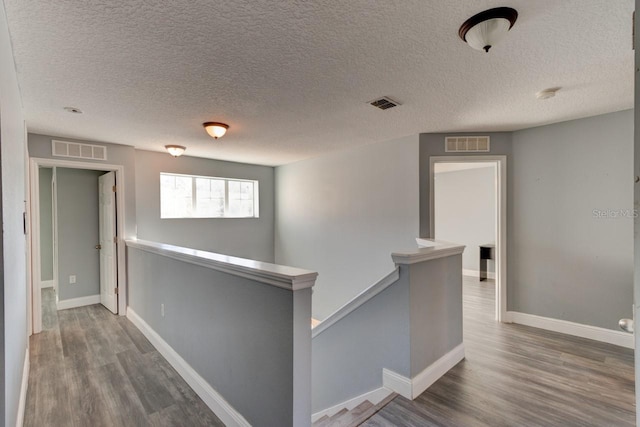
[1,0,28,424]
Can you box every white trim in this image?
[57,294,101,310]
[29,160,42,333]
[383,343,465,400]
[508,311,633,349]
[502,311,513,323]
[40,279,54,288]
[16,348,29,427]
[29,157,128,335]
[25,122,33,337]
[429,155,507,323]
[391,243,465,265]
[382,369,413,400]
[312,268,400,338]
[126,239,318,291]
[52,168,59,297]
[411,343,465,398]
[462,269,496,280]
[126,308,251,427]
[311,387,393,423]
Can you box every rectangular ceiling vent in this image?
[445,136,490,153]
[52,140,107,161]
[369,96,400,110]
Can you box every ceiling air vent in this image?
[445,136,490,153]
[52,140,107,161]
[369,96,400,110]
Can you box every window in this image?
[160,173,259,219]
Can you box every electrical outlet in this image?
[161,304,165,317]
[69,275,76,284]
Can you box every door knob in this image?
[618,318,634,333]
[95,244,102,250]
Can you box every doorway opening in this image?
[29,158,126,334]
[430,156,507,321]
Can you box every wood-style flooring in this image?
[363,277,636,427]
[24,288,224,427]
[26,280,637,427]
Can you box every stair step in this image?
[312,393,399,427]
[313,408,348,427]
[348,393,399,427]
[329,408,349,420]
[374,392,398,409]
[351,400,375,416]
[331,401,374,427]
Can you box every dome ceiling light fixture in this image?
[165,145,186,157]
[203,122,229,139]
[459,7,518,53]
[536,87,561,100]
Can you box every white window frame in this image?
[160,172,259,219]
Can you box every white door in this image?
[99,171,118,314]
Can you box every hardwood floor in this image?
[363,277,636,427]
[27,280,637,427]
[24,288,224,427]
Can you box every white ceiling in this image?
[3,0,634,166]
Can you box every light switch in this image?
[69,275,76,284]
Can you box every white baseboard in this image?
[126,308,251,427]
[463,269,495,280]
[411,343,465,397]
[312,387,392,422]
[40,280,54,289]
[383,343,465,400]
[508,311,633,349]
[382,369,412,400]
[57,294,100,310]
[16,348,29,427]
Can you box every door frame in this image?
[51,168,58,296]
[29,157,127,334]
[429,155,507,322]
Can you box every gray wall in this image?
[510,110,633,330]
[135,150,275,262]
[56,168,103,301]
[28,133,137,240]
[312,253,463,413]
[633,0,639,416]
[127,247,299,426]
[434,166,495,273]
[275,135,420,320]
[312,275,410,412]
[421,111,633,331]
[408,255,463,376]
[419,132,512,239]
[0,0,28,423]
[39,167,54,281]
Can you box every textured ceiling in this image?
[3,0,635,166]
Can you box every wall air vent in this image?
[52,140,107,161]
[369,96,401,110]
[445,136,490,153]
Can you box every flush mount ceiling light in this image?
[203,122,229,139]
[536,87,561,100]
[165,145,186,157]
[459,7,518,52]
[64,106,83,114]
